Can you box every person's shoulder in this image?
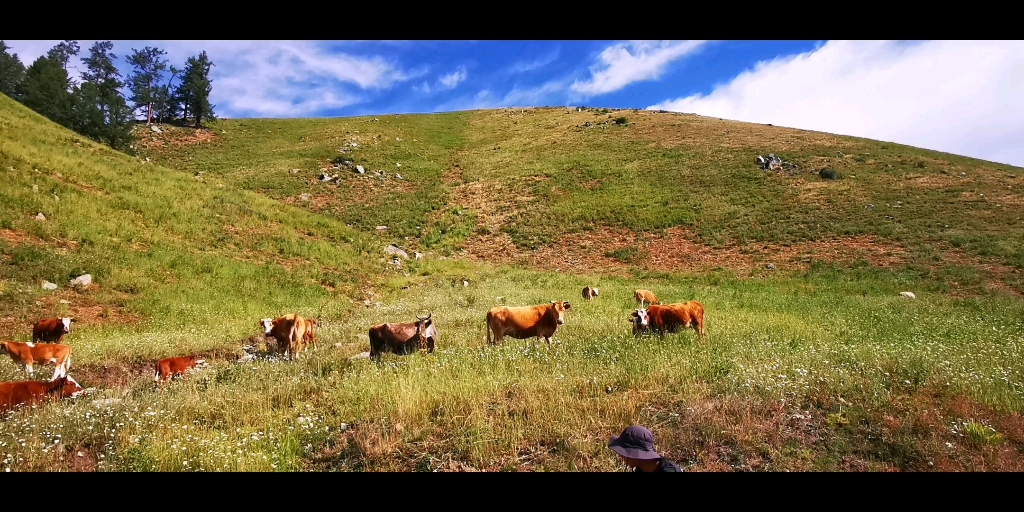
[658,458,683,472]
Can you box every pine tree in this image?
[176,51,216,129]
[126,46,168,125]
[45,40,80,82]
[17,54,77,128]
[77,41,135,151]
[0,41,27,100]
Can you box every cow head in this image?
[632,300,650,329]
[54,375,86,398]
[550,301,571,325]
[259,318,274,335]
[61,317,74,333]
[592,288,599,297]
[415,312,437,351]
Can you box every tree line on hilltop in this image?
[0,40,217,154]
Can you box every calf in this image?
[303,318,318,350]
[582,286,599,301]
[486,301,571,345]
[32,317,75,344]
[368,312,437,362]
[0,340,72,380]
[154,355,208,384]
[259,314,307,360]
[634,289,660,305]
[0,375,85,413]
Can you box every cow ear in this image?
[563,301,571,309]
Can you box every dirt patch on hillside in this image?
[459,226,914,276]
[0,228,35,246]
[134,126,220,151]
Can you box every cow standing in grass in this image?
[260,314,308,360]
[486,301,571,345]
[0,340,72,380]
[634,290,659,305]
[32,317,75,344]
[154,355,208,385]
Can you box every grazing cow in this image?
[0,341,72,380]
[635,302,706,339]
[154,355,208,384]
[32,317,75,344]
[259,313,308,360]
[582,286,599,301]
[0,375,86,413]
[368,312,437,362]
[486,301,572,345]
[634,289,660,305]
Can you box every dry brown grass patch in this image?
[134,126,220,151]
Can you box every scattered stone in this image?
[319,173,334,182]
[150,125,162,133]
[756,153,799,172]
[766,263,777,270]
[59,300,71,304]
[237,353,255,363]
[144,157,151,163]
[866,204,875,209]
[32,185,38,193]
[959,172,967,177]
[69,274,92,287]
[291,169,300,174]
[300,194,310,201]
[355,165,365,174]
[42,281,58,290]
[463,280,469,287]
[396,137,401,141]
[376,226,388,231]
[92,398,122,407]
[395,173,403,180]
[415,252,424,260]
[900,291,916,299]
[349,351,370,360]
[52,193,60,202]
[34,212,45,221]
[385,244,409,260]
[819,168,837,180]
[396,163,401,167]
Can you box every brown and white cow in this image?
[633,301,706,339]
[259,314,308,360]
[630,301,651,337]
[0,375,86,413]
[368,312,437,362]
[486,301,571,345]
[0,340,72,380]
[582,286,599,301]
[32,317,75,344]
[633,290,660,305]
[154,355,208,384]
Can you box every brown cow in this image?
[259,313,308,360]
[31,317,75,344]
[634,289,660,305]
[634,301,706,339]
[0,375,86,413]
[486,301,571,345]
[0,341,72,380]
[302,318,318,350]
[368,312,437,362]
[582,286,599,301]
[154,355,208,384]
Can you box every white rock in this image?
[900,292,916,299]
[59,299,71,304]
[42,281,57,291]
[69,274,92,287]
[150,125,162,133]
[376,226,388,231]
[32,185,38,193]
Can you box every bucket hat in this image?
[607,425,661,460]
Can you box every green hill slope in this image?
[2,93,1024,473]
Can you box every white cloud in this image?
[647,40,1024,168]
[509,48,560,73]
[438,66,467,90]
[570,40,707,98]
[433,80,567,112]
[3,40,421,118]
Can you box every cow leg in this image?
[25,364,34,376]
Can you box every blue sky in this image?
[4,40,1023,168]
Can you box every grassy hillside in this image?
[2,93,1024,472]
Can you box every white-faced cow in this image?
[633,301,706,339]
[0,340,72,380]
[486,301,571,345]
[368,312,437,362]
[0,375,86,413]
[630,300,651,337]
[260,314,308,360]
[582,286,599,301]
[32,317,75,344]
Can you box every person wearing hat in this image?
[607,425,682,472]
